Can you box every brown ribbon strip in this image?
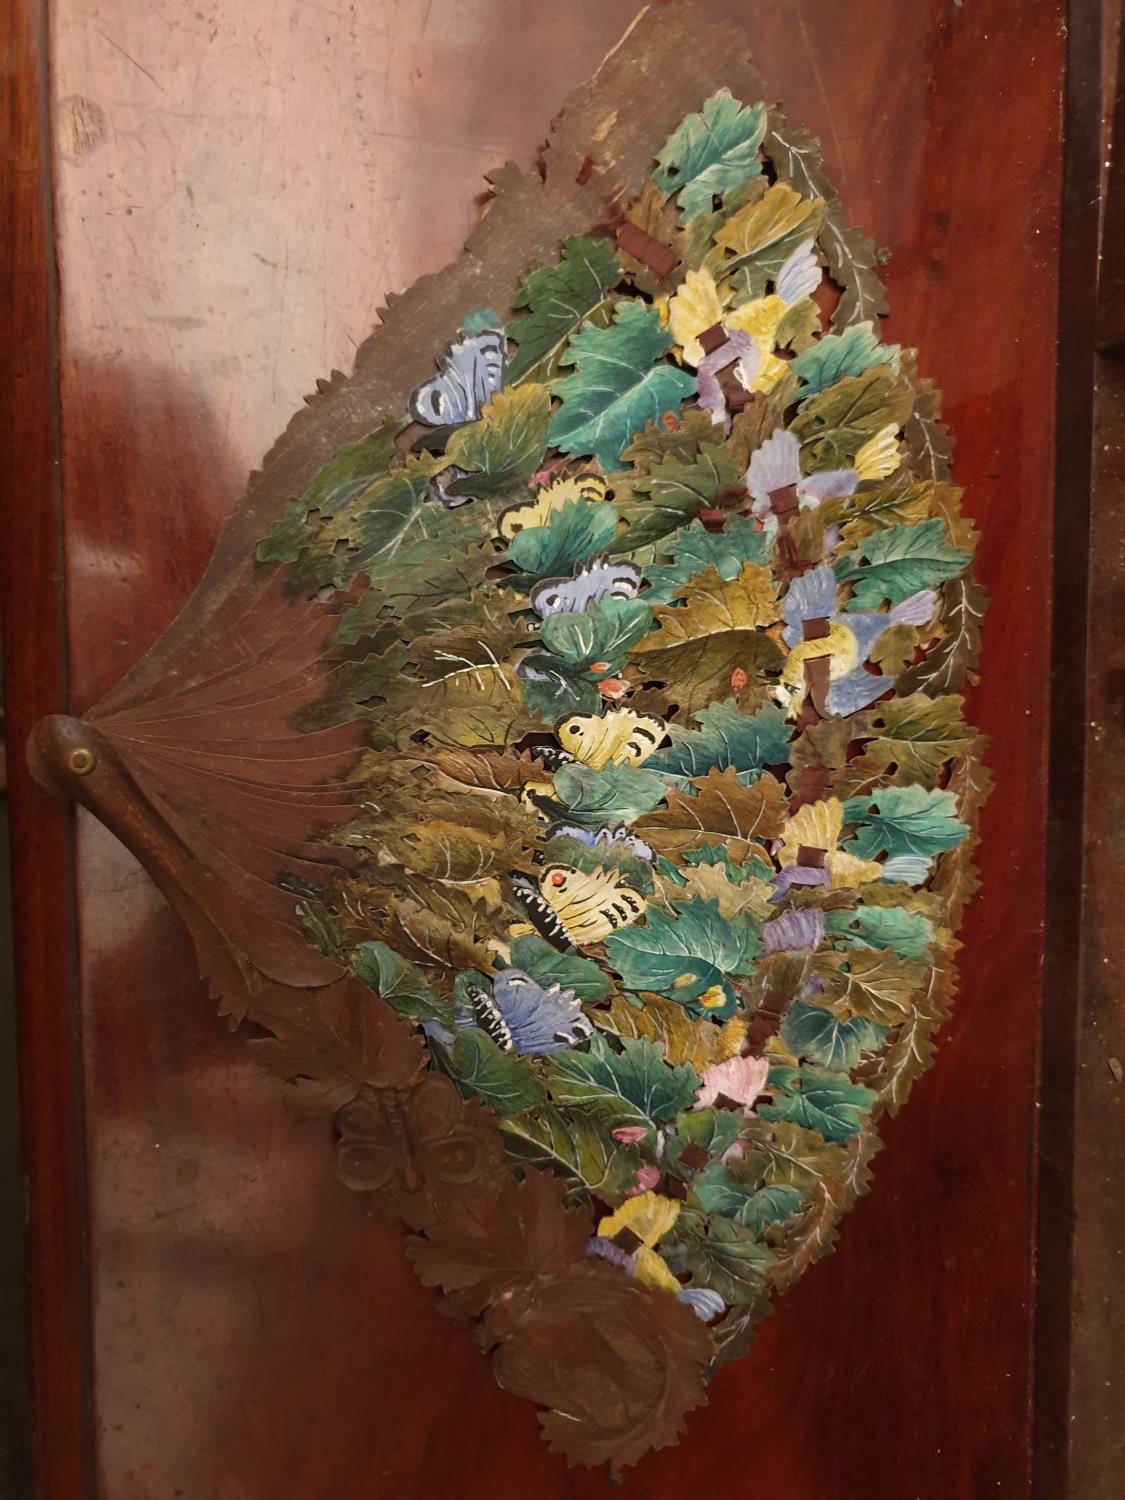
[615,222,678,281]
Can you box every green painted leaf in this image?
[690,1166,804,1233]
[351,940,450,1023]
[824,904,934,960]
[515,655,603,720]
[791,322,898,399]
[256,416,401,562]
[835,519,971,610]
[442,384,551,500]
[667,1214,775,1303]
[759,1064,876,1142]
[644,700,792,786]
[551,763,668,827]
[499,1103,642,1197]
[545,1033,698,1128]
[506,236,622,384]
[790,366,914,472]
[506,935,613,1002]
[548,302,696,469]
[615,440,743,551]
[665,1108,744,1176]
[780,1000,889,1070]
[447,1026,546,1116]
[604,897,758,1005]
[845,785,969,861]
[642,517,772,603]
[539,598,653,671]
[652,90,767,222]
[737,1118,851,1191]
[289,466,437,592]
[507,498,619,579]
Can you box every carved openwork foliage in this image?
[30,4,986,1474]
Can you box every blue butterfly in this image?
[529,557,643,617]
[463,969,593,1055]
[409,328,506,426]
[551,824,654,861]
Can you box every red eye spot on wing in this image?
[549,871,567,888]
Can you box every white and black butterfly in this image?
[409,329,506,427]
[463,969,593,1056]
[529,557,644,617]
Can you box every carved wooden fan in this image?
[29,2,987,1474]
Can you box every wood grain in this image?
[0,1,89,1495]
[8,0,1070,1493]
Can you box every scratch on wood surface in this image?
[93,25,165,92]
[794,8,849,195]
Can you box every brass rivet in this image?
[68,747,96,776]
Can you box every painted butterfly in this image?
[529,556,644,617]
[463,969,593,1056]
[556,708,665,769]
[409,327,506,426]
[510,865,646,949]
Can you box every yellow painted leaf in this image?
[854,422,902,481]
[595,992,747,1071]
[598,1190,680,1249]
[715,183,826,257]
[778,797,845,862]
[643,563,780,646]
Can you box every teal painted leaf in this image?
[780,1000,889,1071]
[442,384,551,501]
[539,598,654,671]
[667,1214,775,1304]
[791,322,898,398]
[835,519,970,610]
[652,90,767,222]
[507,498,619,579]
[507,934,613,1002]
[549,302,696,469]
[604,897,758,1005]
[499,1103,642,1198]
[845,785,969,861]
[516,655,604,720]
[824,904,934,960]
[545,1033,698,1128]
[352,940,451,1024]
[448,1026,546,1116]
[552,763,668,827]
[506,235,622,383]
[644,700,793,786]
[759,1064,876,1142]
[642,516,772,604]
[690,1166,804,1233]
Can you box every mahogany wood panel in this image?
[14,0,1068,1494]
[1,3,88,1497]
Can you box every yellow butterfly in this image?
[498,471,609,541]
[557,708,665,770]
[854,422,902,482]
[511,865,646,948]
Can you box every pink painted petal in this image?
[624,1163,663,1197]
[693,1054,770,1112]
[611,1125,649,1145]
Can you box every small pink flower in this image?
[693,1054,770,1113]
[721,1139,746,1164]
[611,1125,648,1145]
[624,1164,662,1197]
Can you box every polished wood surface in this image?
[7,0,1073,1493]
[1,4,88,1498]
